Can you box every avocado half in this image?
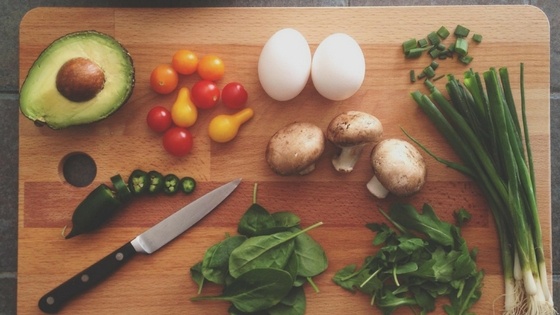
[20,30,135,129]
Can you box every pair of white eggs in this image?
[258,28,366,102]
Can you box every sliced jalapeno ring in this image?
[163,174,180,195]
[180,176,197,194]
[111,174,133,202]
[65,184,122,239]
[128,169,149,195]
[147,170,164,194]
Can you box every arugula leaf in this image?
[389,203,454,247]
[333,203,483,315]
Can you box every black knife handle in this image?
[38,242,137,313]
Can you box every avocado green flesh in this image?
[20,31,135,129]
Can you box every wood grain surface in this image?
[18,6,551,314]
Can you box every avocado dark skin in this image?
[19,30,135,129]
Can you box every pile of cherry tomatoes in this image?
[146,50,249,157]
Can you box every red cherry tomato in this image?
[221,82,248,109]
[162,127,193,157]
[146,106,172,133]
[191,80,220,109]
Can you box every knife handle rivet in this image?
[115,252,124,261]
[81,274,90,282]
[46,296,55,305]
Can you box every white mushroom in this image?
[367,138,427,198]
[326,111,383,173]
[266,122,325,176]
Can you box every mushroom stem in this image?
[366,175,390,199]
[332,144,366,173]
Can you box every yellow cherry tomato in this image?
[208,108,254,143]
[171,87,198,128]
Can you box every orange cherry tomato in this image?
[197,55,225,81]
[150,64,179,94]
[172,50,199,75]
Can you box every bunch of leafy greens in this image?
[333,203,483,314]
[190,184,327,314]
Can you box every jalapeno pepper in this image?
[147,171,164,194]
[65,184,122,239]
[163,174,180,195]
[111,174,132,202]
[128,169,149,195]
[65,170,197,238]
[180,176,196,194]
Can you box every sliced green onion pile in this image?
[408,64,554,314]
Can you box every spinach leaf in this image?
[268,286,306,315]
[191,268,293,313]
[237,203,277,237]
[189,261,204,294]
[293,230,328,277]
[229,223,322,278]
[202,235,247,284]
[272,211,301,229]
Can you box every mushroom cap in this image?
[370,138,426,196]
[266,122,325,175]
[326,111,383,147]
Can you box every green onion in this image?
[454,24,470,37]
[429,47,441,59]
[437,25,450,39]
[472,33,483,43]
[418,38,429,48]
[455,37,468,56]
[427,31,440,45]
[409,70,416,83]
[402,38,417,53]
[408,65,554,314]
[430,60,439,70]
[405,47,431,59]
[423,65,436,79]
[459,55,474,65]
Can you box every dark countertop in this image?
[1,1,558,314]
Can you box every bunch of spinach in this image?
[190,184,328,314]
[333,203,483,315]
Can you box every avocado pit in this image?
[56,57,105,102]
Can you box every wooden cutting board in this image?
[18,6,551,314]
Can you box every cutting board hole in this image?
[60,152,97,187]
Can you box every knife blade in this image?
[38,178,241,314]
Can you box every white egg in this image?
[311,33,365,101]
[258,28,312,101]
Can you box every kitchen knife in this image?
[38,178,242,314]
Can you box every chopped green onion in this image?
[430,60,439,70]
[402,38,417,53]
[409,70,416,83]
[437,26,450,39]
[428,47,440,59]
[423,65,436,78]
[418,38,429,48]
[472,33,483,43]
[427,31,440,45]
[455,37,468,56]
[454,24,470,37]
[405,47,430,58]
[459,55,474,65]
